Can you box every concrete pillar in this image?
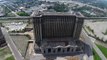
[43,49,46,53]
[65,47,67,53]
[55,48,58,53]
[73,18,78,39]
[80,47,83,52]
[70,47,72,52]
[60,48,63,53]
[61,48,65,53]
[71,48,73,52]
[73,47,76,52]
[51,48,54,54]
[45,48,48,54]
[53,48,56,53]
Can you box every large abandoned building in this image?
[33,12,84,54]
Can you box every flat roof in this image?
[32,11,76,17]
[42,12,73,15]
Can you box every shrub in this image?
[16,12,29,16]
[53,3,69,12]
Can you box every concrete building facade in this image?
[0,28,6,47]
[33,12,84,54]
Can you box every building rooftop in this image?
[42,12,73,15]
[31,11,75,17]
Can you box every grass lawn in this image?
[10,35,29,57]
[0,48,4,51]
[102,29,107,35]
[6,56,15,60]
[0,46,15,60]
[96,44,107,58]
[92,49,101,60]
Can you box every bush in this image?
[53,3,69,12]
[86,26,94,33]
[102,29,107,35]
[16,12,29,16]
[25,34,31,39]
[6,56,15,60]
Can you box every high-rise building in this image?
[33,12,84,54]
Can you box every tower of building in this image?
[33,12,84,54]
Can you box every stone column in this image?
[64,47,68,53]
[55,48,58,53]
[45,48,48,54]
[70,47,72,52]
[43,49,46,53]
[73,47,76,52]
[51,48,53,54]
[52,48,56,54]
[60,48,63,53]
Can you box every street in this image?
[81,29,107,60]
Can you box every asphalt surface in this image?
[82,30,107,60]
[1,27,23,60]
[81,30,93,60]
[2,4,20,17]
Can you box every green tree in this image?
[16,11,29,16]
[53,3,69,12]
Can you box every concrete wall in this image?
[0,28,6,47]
[73,18,84,39]
[41,15,76,38]
[33,15,84,43]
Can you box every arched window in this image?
[48,48,51,53]
[67,47,70,52]
[58,48,61,52]
[44,50,46,53]
[71,49,73,52]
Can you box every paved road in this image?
[1,27,23,60]
[81,30,107,60]
[81,30,93,60]
[2,4,20,17]
[11,11,20,17]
